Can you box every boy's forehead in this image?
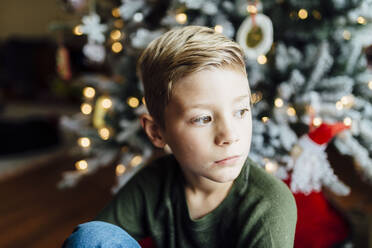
[168,71,250,110]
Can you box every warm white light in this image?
[116,164,126,176]
[264,159,278,174]
[368,81,372,90]
[274,98,284,108]
[127,97,140,108]
[247,5,257,14]
[114,19,124,29]
[251,92,263,104]
[340,95,354,108]
[81,103,93,115]
[102,98,113,109]
[112,42,123,53]
[83,87,96,98]
[344,117,352,126]
[298,9,308,19]
[336,101,343,110]
[75,160,88,171]
[343,30,351,40]
[130,155,143,167]
[357,16,366,24]
[99,127,110,140]
[112,8,121,18]
[73,25,83,36]
[78,137,91,148]
[287,107,296,116]
[214,25,223,33]
[110,30,122,40]
[257,55,267,64]
[313,117,322,127]
[262,116,269,123]
[176,13,187,24]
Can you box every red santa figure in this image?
[284,121,351,248]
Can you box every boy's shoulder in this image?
[247,159,294,201]
[124,154,180,193]
[241,158,297,219]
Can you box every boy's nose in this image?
[214,119,239,146]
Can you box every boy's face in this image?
[160,67,252,184]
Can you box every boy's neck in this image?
[182,170,235,220]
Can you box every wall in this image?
[0,0,80,39]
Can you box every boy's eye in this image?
[192,116,212,125]
[235,108,250,118]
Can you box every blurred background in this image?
[1,0,372,247]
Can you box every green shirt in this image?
[95,155,297,247]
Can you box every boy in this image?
[63,26,297,247]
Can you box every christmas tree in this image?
[56,0,372,246]
[59,0,372,194]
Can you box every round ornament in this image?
[236,13,273,59]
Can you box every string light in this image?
[130,155,143,167]
[73,25,83,36]
[343,30,351,40]
[99,127,110,140]
[251,92,263,104]
[116,164,126,176]
[298,9,308,19]
[110,30,122,40]
[287,107,296,116]
[343,117,352,126]
[78,137,91,148]
[176,13,187,24]
[214,25,223,33]
[357,16,366,25]
[313,117,322,127]
[75,160,88,171]
[340,95,354,108]
[247,4,258,14]
[133,13,144,22]
[114,19,124,29]
[83,87,96,98]
[127,97,140,108]
[274,98,284,108]
[336,101,343,110]
[368,81,372,90]
[112,8,121,18]
[101,97,113,109]
[312,10,322,20]
[262,116,269,123]
[112,42,123,53]
[81,103,93,115]
[257,55,267,64]
[264,159,278,174]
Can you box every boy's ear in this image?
[140,114,167,148]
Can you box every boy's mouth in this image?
[214,155,241,165]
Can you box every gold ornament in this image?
[246,25,263,48]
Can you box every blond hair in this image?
[137,25,246,128]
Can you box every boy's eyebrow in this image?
[187,95,250,109]
[233,94,250,103]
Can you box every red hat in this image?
[308,122,350,145]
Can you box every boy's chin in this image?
[209,166,244,183]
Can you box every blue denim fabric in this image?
[62,221,141,248]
